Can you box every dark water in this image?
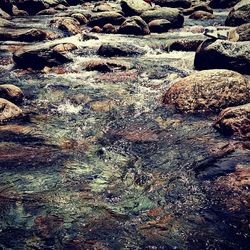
[0,6,249,250]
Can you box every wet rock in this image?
[82,33,99,40]
[0,28,52,42]
[182,3,213,15]
[37,7,57,15]
[214,103,250,138]
[163,69,250,113]
[120,0,152,16]
[52,43,77,52]
[85,59,128,73]
[118,16,150,35]
[154,0,191,8]
[97,43,146,57]
[0,0,13,15]
[12,5,29,16]
[14,0,47,15]
[90,26,102,33]
[0,84,23,104]
[89,11,125,27]
[50,17,81,35]
[189,10,214,20]
[71,13,88,25]
[0,98,22,122]
[209,0,241,8]
[148,19,171,33]
[225,0,250,26]
[102,23,117,34]
[167,39,204,51]
[194,39,250,74]
[13,43,73,69]
[141,7,184,28]
[0,17,14,27]
[236,23,250,41]
[0,7,11,19]
[54,4,67,10]
[93,2,115,12]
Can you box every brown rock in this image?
[50,17,81,35]
[71,13,88,25]
[0,98,23,122]
[0,84,24,104]
[163,69,250,113]
[189,10,214,20]
[102,23,117,33]
[52,43,77,52]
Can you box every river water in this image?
[0,6,249,249]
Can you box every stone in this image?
[141,7,184,28]
[183,3,213,15]
[89,11,125,27]
[14,0,47,15]
[118,16,150,35]
[154,0,191,8]
[120,0,152,16]
[37,8,57,15]
[163,69,250,113]
[148,19,171,33]
[189,10,214,20]
[97,43,146,57]
[12,5,29,16]
[71,13,88,25]
[90,26,102,33]
[85,59,128,72]
[0,0,13,15]
[167,39,204,51]
[102,23,117,34]
[236,22,250,41]
[52,43,77,52]
[0,98,23,122]
[225,0,250,26]
[0,84,24,104]
[209,0,241,8]
[194,39,250,74]
[214,103,250,138]
[50,17,81,35]
[0,8,11,19]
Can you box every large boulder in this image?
[0,0,13,15]
[0,84,24,104]
[118,16,150,35]
[225,0,250,26]
[163,69,250,113]
[148,19,171,33]
[209,0,241,8]
[14,0,47,15]
[194,39,250,74]
[97,43,146,57]
[120,0,152,16]
[50,17,81,35]
[0,98,23,122]
[214,103,250,138]
[13,43,73,69]
[141,7,184,28]
[236,23,250,41]
[154,0,191,8]
[89,11,125,27]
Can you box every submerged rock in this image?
[141,7,184,28]
[120,0,152,16]
[194,39,250,74]
[97,43,146,57]
[225,0,250,26]
[0,98,23,122]
[118,16,150,35]
[89,11,125,27]
[154,0,191,8]
[0,84,23,104]
[214,103,250,138]
[163,69,250,113]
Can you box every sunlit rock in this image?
[120,0,152,16]
[0,84,24,104]
[0,98,23,122]
[148,19,171,33]
[236,22,250,41]
[50,17,81,35]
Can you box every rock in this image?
[50,17,81,35]
[0,0,13,15]
[183,3,213,15]
[214,103,250,138]
[141,7,184,28]
[120,0,152,16]
[0,17,14,27]
[13,43,73,69]
[90,26,102,33]
[163,69,250,113]
[97,43,146,57]
[189,10,214,20]
[71,13,88,25]
[0,8,11,19]
[85,59,128,72]
[0,84,24,104]
[209,0,241,8]
[154,0,191,8]
[12,5,29,16]
[37,8,57,15]
[102,23,117,34]
[225,0,250,26]
[0,28,58,41]
[0,98,23,122]
[194,39,250,74]
[52,43,77,52]
[14,0,47,15]
[89,11,125,27]
[148,19,171,33]
[54,4,67,10]
[118,16,150,35]
[167,39,204,51]
[93,3,115,12]
[236,22,250,41]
